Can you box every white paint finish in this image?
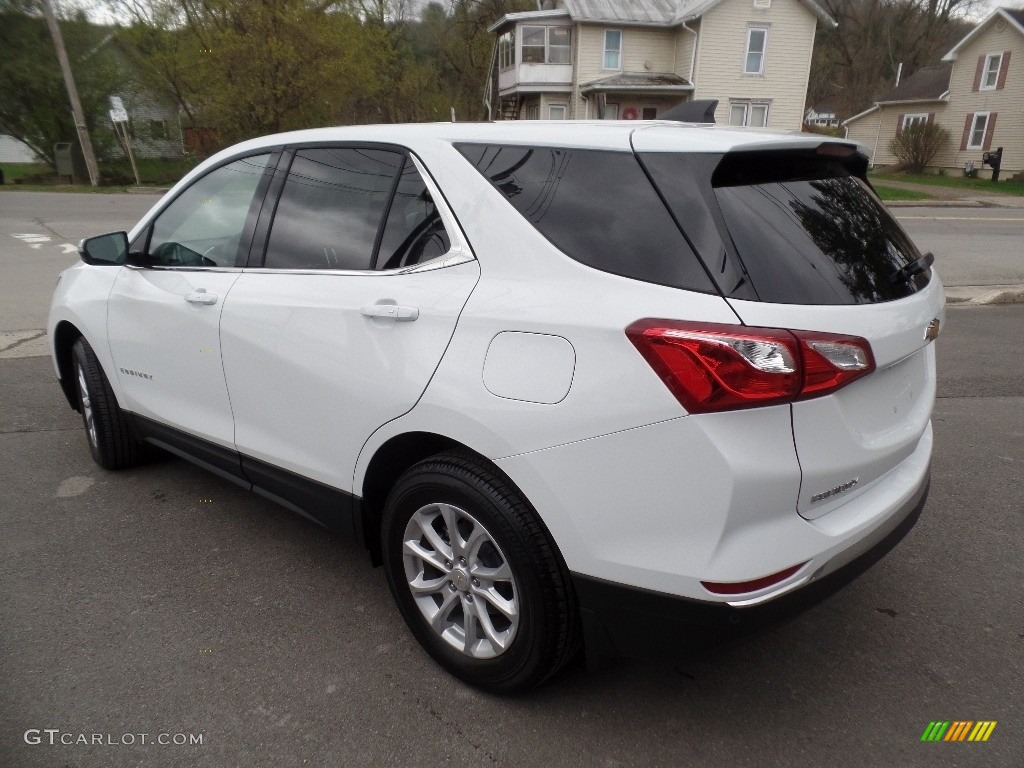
[47,262,125,402]
[106,268,241,448]
[483,332,576,404]
[221,261,480,491]
[727,276,944,519]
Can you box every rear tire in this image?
[71,337,146,469]
[382,451,579,692]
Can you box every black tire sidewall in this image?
[72,340,104,466]
[382,467,550,691]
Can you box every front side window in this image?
[981,53,1002,89]
[745,27,768,74]
[968,112,989,149]
[603,30,622,70]
[522,25,546,64]
[548,104,567,120]
[148,153,271,268]
[264,148,402,271]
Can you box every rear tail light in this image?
[626,320,875,414]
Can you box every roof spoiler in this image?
[660,99,718,124]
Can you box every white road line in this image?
[59,243,77,254]
[894,216,1024,222]
[11,233,52,249]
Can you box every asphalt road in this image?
[1,191,1022,767]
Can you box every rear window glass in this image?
[644,151,929,305]
[455,144,715,293]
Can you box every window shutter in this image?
[927,113,935,124]
[983,113,997,151]
[973,55,985,91]
[895,114,905,136]
[996,51,1011,90]
[960,114,973,151]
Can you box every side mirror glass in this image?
[79,232,128,266]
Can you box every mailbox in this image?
[982,146,1003,182]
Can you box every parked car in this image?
[49,121,943,692]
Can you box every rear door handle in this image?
[185,290,218,305]
[360,304,419,321]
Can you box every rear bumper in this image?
[574,469,929,666]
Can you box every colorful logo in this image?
[921,721,997,742]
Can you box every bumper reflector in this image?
[701,562,808,596]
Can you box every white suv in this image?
[49,121,943,691]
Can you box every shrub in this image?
[889,123,950,173]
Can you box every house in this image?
[0,134,37,163]
[804,104,839,127]
[843,6,1024,179]
[486,0,837,131]
[842,64,952,166]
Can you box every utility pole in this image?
[41,0,100,186]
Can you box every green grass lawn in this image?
[1,157,197,191]
[872,184,934,202]
[869,170,1024,196]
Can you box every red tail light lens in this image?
[626,320,875,414]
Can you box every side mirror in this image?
[78,232,128,266]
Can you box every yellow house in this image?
[844,6,1024,180]
[486,0,836,131]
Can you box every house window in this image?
[968,112,989,149]
[902,114,929,130]
[149,119,168,140]
[981,53,1002,90]
[642,107,657,120]
[498,30,515,71]
[548,27,571,64]
[745,27,768,74]
[522,26,546,63]
[525,104,540,120]
[521,25,571,64]
[753,0,771,7]
[729,101,770,127]
[602,102,619,119]
[603,30,622,70]
[548,104,567,120]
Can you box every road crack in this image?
[0,330,45,353]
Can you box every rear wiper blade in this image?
[890,252,934,284]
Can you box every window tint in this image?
[375,159,451,270]
[264,148,402,271]
[455,144,715,293]
[148,154,270,267]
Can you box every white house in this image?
[486,0,836,130]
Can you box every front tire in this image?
[382,451,579,692]
[71,337,146,469]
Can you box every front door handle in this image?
[185,290,218,306]
[360,304,419,321]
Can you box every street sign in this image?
[109,108,129,124]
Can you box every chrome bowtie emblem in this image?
[925,318,941,341]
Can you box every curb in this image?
[945,285,1024,306]
[885,199,983,208]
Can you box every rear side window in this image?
[643,151,929,305]
[375,159,451,270]
[265,148,402,270]
[455,144,715,293]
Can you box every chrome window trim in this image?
[241,249,475,277]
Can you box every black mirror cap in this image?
[79,232,129,266]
